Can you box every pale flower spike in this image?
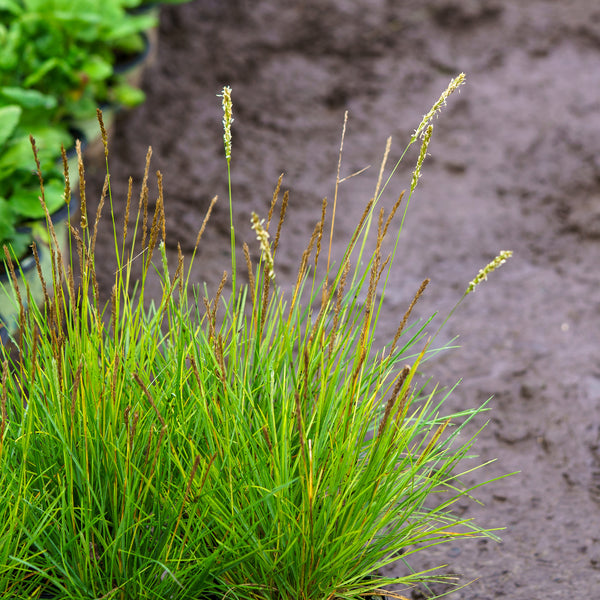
[251,212,275,280]
[219,86,233,161]
[414,73,465,140]
[411,124,433,192]
[466,250,513,294]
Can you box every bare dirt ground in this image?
[90,1,600,597]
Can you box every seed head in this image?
[466,250,513,294]
[251,212,275,280]
[219,86,234,161]
[414,73,465,140]
[411,124,433,192]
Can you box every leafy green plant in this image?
[0,75,512,599]
[0,0,157,123]
[0,0,159,261]
[0,103,71,259]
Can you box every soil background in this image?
[89,1,600,598]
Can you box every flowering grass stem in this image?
[219,86,236,295]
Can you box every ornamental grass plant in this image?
[0,75,512,599]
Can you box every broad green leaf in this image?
[0,126,71,177]
[0,87,56,110]
[0,104,21,147]
[0,197,16,242]
[27,126,72,162]
[39,178,66,214]
[0,0,23,16]
[111,83,145,108]
[80,55,112,81]
[7,187,43,220]
[0,27,20,70]
[23,57,76,88]
[103,14,157,41]
[0,135,38,176]
[52,9,103,23]
[22,0,101,12]
[9,178,65,219]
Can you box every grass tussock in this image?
[0,75,512,600]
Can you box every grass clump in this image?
[0,75,511,600]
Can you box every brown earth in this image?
[89,1,600,598]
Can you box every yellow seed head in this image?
[414,73,465,140]
[466,250,513,294]
[219,86,233,161]
[251,212,275,280]
[411,124,433,192]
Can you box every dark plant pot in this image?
[113,30,156,90]
[126,2,161,67]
